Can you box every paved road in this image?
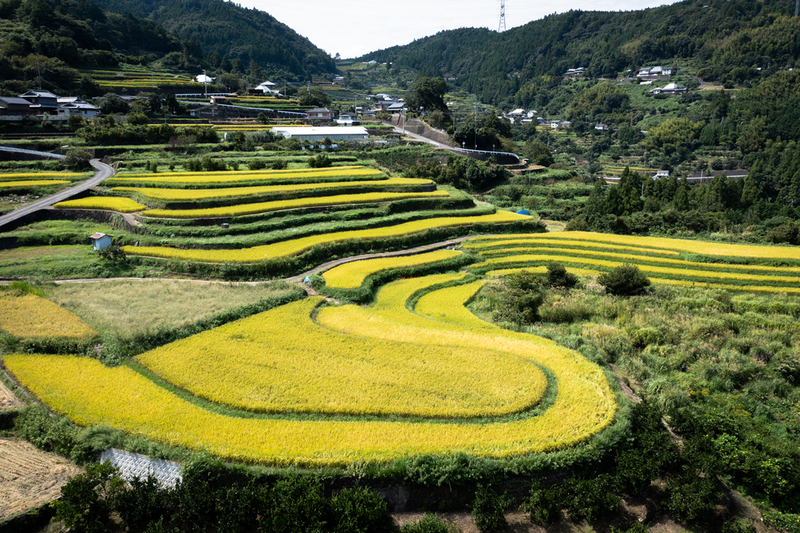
[393,127,446,148]
[0,159,115,230]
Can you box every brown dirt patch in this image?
[0,379,24,411]
[0,438,83,521]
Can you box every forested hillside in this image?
[0,0,185,93]
[364,0,800,106]
[90,0,336,79]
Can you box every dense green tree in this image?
[523,139,554,166]
[52,462,126,533]
[99,92,128,114]
[598,264,651,296]
[407,76,448,112]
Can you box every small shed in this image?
[89,232,112,250]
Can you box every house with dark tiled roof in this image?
[0,96,33,117]
[19,89,60,115]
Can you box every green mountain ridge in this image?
[362,0,800,106]
[89,0,336,79]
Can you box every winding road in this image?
[0,158,115,230]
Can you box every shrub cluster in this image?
[51,459,395,533]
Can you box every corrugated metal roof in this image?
[101,448,182,488]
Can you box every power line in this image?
[498,0,506,31]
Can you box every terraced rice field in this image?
[112,177,434,201]
[124,211,527,263]
[54,197,146,213]
[4,273,616,465]
[105,167,384,186]
[322,249,462,289]
[83,69,199,88]
[0,172,85,181]
[0,180,70,188]
[465,231,800,293]
[0,292,98,340]
[135,297,546,418]
[139,190,450,218]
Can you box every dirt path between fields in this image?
[285,236,475,282]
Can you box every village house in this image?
[19,89,60,115]
[0,96,35,119]
[0,91,101,121]
[638,66,675,81]
[335,113,361,126]
[56,97,100,118]
[305,107,334,121]
[648,82,688,96]
[255,81,280,95]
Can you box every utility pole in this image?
[474,103,478,149]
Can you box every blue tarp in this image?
[516,209,532,216]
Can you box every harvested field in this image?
[0,438,83,521]
[0,380,24,411]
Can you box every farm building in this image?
[271,126,369,141]
[89,232,112,250]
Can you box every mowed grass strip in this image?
[140,190,450,218]
[135,297,546,418]
[48,279,301,340]
[54,197,146,213]
[323,249,463,289]
[124,211,528,263]
[112,177,434,201]
[0,293,97,340]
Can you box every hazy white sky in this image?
[241,0,680,59]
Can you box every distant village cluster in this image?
[0,90,100,122]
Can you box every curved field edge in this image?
[2,275,617,466]
[133,297,549,419]
[3,352,613,466]
[467,231,800,262]
[122,212,535,264]
[322,249,464,289]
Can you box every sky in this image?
[243,0,681,59]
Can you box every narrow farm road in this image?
[285,236,474,282]
[0,158,114,230]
